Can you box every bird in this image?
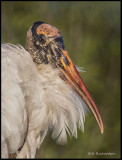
[2,21,104,158]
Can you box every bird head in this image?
[25,21,104,134]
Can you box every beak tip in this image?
[100,123,104,134]
[101,129,104,134]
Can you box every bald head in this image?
[25,21,65,65]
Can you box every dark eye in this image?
[39,34,46,44]
[55,37,63,43]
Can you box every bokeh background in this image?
[2,1,120,159]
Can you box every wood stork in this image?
[2,21,104,158]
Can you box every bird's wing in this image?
[2,44,28,158]
[1,44,87,158]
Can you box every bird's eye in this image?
[55,38,60,42]
[55,37,63,43]
[39,34,46,44]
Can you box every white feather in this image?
[2,44,87,158]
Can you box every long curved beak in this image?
[56,48,104,133]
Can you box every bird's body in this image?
[2,22,103,158]
[2,44,86,158]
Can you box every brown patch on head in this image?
[37,24,62,38]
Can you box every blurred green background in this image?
[2,1,120,159]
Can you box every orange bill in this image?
[59,49,104,133]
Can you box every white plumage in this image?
[2,21,103,158]
[2,44,86,158]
